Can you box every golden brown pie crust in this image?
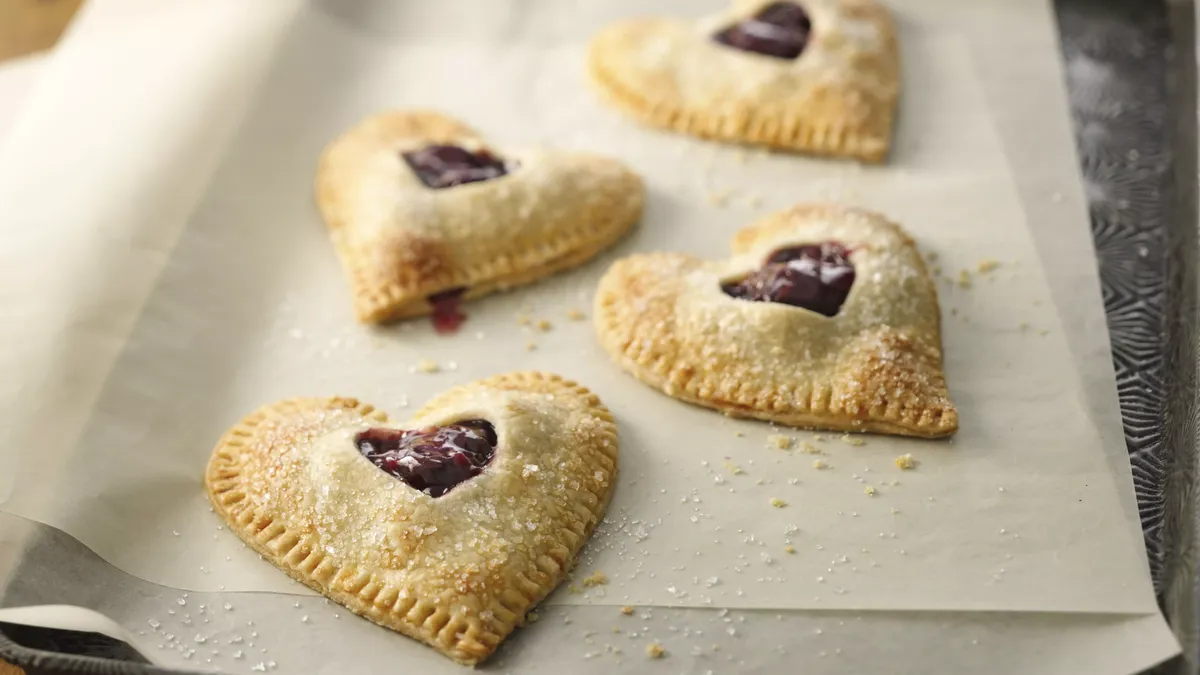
[587,0,900,162]
[594,203,957,438]
[316,111,645,324]
[205,372,618,665]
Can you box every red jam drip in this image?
[713,2,812,60]
[429,287,467,335]
[722,242,855,317]
[355,420,497,498]
[402,144,509,189]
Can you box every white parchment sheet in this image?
[0,1,1180,672]
[0,0,1157,615]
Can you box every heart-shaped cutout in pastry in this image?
[594,203,957,438]
[587,0,899,162]
[317,111,645,327]
[205,372,618,665]
[355,420,498,498]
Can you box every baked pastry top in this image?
[587,0,900,162]
[205,372,618,665]
[317,111,644,327]
[594,203,957,438]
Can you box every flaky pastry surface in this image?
[317,111,644,323]
[594,203,957,438]
[587,0,899,162]
[205,372,618,665]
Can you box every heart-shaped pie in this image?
[593,203,957,438]
[316,111,645,327]
[205,372,618,665]
[587,0,899,162]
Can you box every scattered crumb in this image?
[894,453,917,470]
[840,434,865,447]
[784,545,796,554]
[526,341,538,352]
[801,442,823,455]
[976,259,1000,273]
[770,497,787,508]
[768,434,794,450]
[566,309,587,321]
[747,193,763,208]
[812,459,829,470]
[517,315,531,326]
[415,359,439,374]
[1018,322,1030,331]
[812,434,826,442]
[568,585,582,594]
[932,265,943,276]
[926,251,939,262]
[725,462,745,475]
[525,611,539,623]
[621,606,635,616]
[957,270,972,288]
[582,571,609,587]
[864,486,877,497]
[734,431,745,438]
[950,307,958,316]
[646,643,666,659]
[536,319,553,332]
[1039,329,1050,336]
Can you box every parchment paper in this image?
[959,1,1154,562]
[0,0,1156,614]
[0,512,1179,675]
[0,0,1180,667]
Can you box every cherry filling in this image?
[355,420,497,498]
[713,2,812,60]
[428,287,468,335]
[402,144,509,189]
[722,242,855,316]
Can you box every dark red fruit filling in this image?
[428,287,467,335]
[713,2,812,60]
[722,242,855,316]
[355,420,497,497]
[402,145,509,189]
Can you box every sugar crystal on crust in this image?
[204,373,618,666]
[593,203,957,438]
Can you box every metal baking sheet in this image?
[1055,0,1198,672]
[0,0,1194,673]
